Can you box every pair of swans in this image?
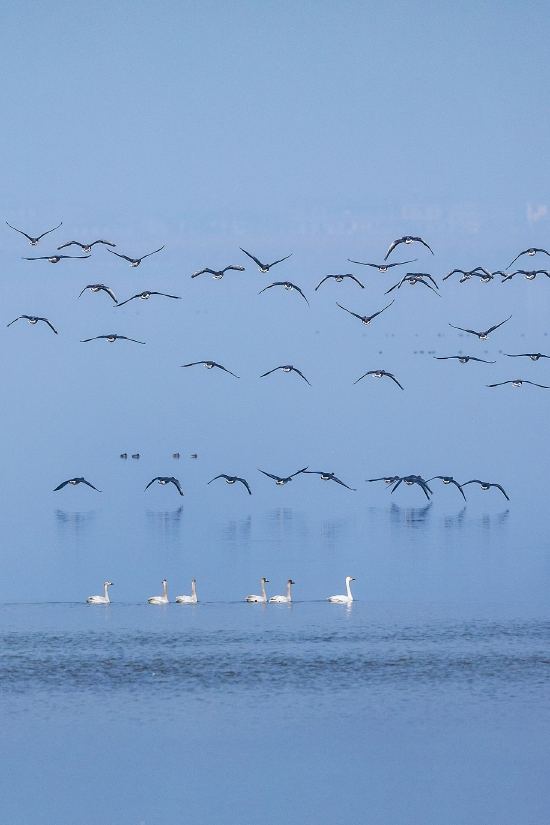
[246,578,295,603]
[148,579,198,604]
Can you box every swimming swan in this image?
[148,579,168,604]
[328,576,355,603]
[269,579,295,603]
[246,577,269,602]
[87,581,113,604]
[175,579,197,603]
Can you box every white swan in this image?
[328,576,355,603]
[148,579,168,604]
[87,581,113,604]
[269,579,295,603]
[175,579,197,604]
[246,577,269,602]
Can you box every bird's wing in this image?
[53,479,71,491]
[258,470,279,480]
[268,254,292,267]
[391,478,404,492]
[330,476,356,490]
[491,484,510,500]
[115,294,140,307]
[370,300,395,319]
[6,222,32,240]
[353,371,372,384]
[101,286,118,302]
[223,265,246,272]
[107,249,132,261]
[486,315,512,334]
[443,270,465,280]
[258,283,278,294]
[415,237,434,254]
[6,316,24,327]
[384,239,401,260]
[462,480,482,487]
[168,478,184,495]
[347,259,372,266]
[434,356,455,360]
[345,274,365,287]
[290,467,309,477]
[81,479,101,491]
[236,477,252,494]
[424,274,439,288]
[486,382,510,387]
[80,336,102,342]
[449,323,477,335]
[418,279,441,295]
[213,363,240,377]
[208,475,229,484]
[145,477,161,490]
[260,367,281,377]
[389,259,418,267]
[41,318,58,334]
[22,256,50,260]
[57,241,79,250]
[414,480,431,499]
[292,367,311,385]
[449,479,467,500]
[471,357,496,363]
[293,284,309,304]
[181,362,205,368]
[36,222,62,240]
[91,240,116,247]
[384,281,400,294]
[239,248,263,267]
[140,246,165,259]
[336,302,361,319]
[118,336,145,344]
[315,275,331,290]
[525,381,550,388]
[151,292,181,299]
[192,268,212,277]
[507,251,525,268]
[386,373,404,389]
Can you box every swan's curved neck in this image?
[191,580,196,597]
[346,579,353,599]
[104,583,110,602]
[261,580,267,600]
[286,581,292,600]
[163,581,167,598]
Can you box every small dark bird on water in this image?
[385,236,434,260]
[208,474,252,494]
[426,476,467,500]
[449,316,511,340]
[336,300,394,325]
[259,282,309,304]
[434,355,495,364]
[192,265,245,279]
[347,259,417,272]
[260,365,311,385]
[303,471,356,490]
[507,248,550,268]
[145,477,184,496]
[258,467,308,485]
[120,454,127,459]
[486,379,550,389]
[462,480,509,500]
[78,284,118,302]
[315,273,365,290]
[181,361,239,377]
[54,477,101,492]
[132,454,140,459]
[7,315,58,333]
[116,290,181,307]
[22,254,90,263]
[353,369,403,389]
[107,246,164,266]
[6,221,62,245]
[239,248,292,273]
[58,240,115,252]
[80,334,145,344]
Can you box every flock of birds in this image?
[9,221,550,509]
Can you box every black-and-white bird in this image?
[503,352,550,361]
[426,476,466,500]
[80,334,145,343]
[22,254,90,263]
[116,290,181,307]
[486,379,550,389]
[449,316,512,340]
[145,477,184,496]
[303,471,356,490]
[7,315,58,333]
[54,477,101,492]
[58,240,115,252]
[443,267,492,282]
[315,273,365,290]
[259,282,309,304]
[391,475,432,499]
[336,300,394,325]
[107,246,164,266]
[462,480,509,500]
[434,355,496,364]
[385,273,440,295]
[347,259,417,272]
[192,265,245,279]
[260,365,311,385]
[239,248,292,273]
[501,269,550,282]
[6,221,62,245]
[208,474,252,494]
[353,369,403,389]
[507,248,550,268]
[78,284,118,302]
[181,361,239,377]
[258,467,308,485]
[385,236,434,260]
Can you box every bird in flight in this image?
[260,365,311,385]
[367,476,400,484]
[54,477,101,492]
[78,284,118,303]
[116,290,181,307]
[434,355,495,364]
[192,265,245,279]
[258,467,308,485]
[443,267,492,282]
[385,273,440,295]
[385,236,434,260]
[449,316,511,340]
[80,334,145,343]
[7,315,58,333]
[208,474,252,494]
[391,475,433,499]
[336,300,394,325]
[22,254,90,263]
[259,281,309,304]
[486,379,550,389]
[503,352,550,361]
[239,248,292,273]
[353,369,403,389]
[501,269,550,282]
[315,273,365,290]
[507,248,550,268]
[303,471,356,490]
[107,246,164,266]
[462,480,509,500]
[6,221,62,245]
[181,360,239,377]
[347,259,417,272]
[426,476,467,500]
[145,477,184,496]
[58,240,115,252]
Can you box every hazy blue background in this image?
[0,1,549,823]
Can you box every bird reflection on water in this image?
[55,509,96,539]
[146,506,183,539]
[389,502,432,528]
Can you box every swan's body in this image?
[175,579,197,603]
[328,576,355,603]
[87,581,113,604]
[246,577,269,602]
[269,579,294,603]
[148,579,168,604]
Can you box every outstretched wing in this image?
[212,363,240,377]
[384,238,402,260]
[80,478,101,491]
[449,323,478,335]
[236,477,252,494]
[268,254,292,267]
[222,265,246,272]
[239,248,263,267]
[192,268,214,277]
[181,361,206,368]
[293,284,309,304]
[330,475,356,490]
[140,246,165,260]
[486,315,512,335]
[260,367,281,378]
[6,222,32,240]
[40,318,58,334]
[91,240,116,247]
[36,222,63,241]
[353,371,373,384]
[168,477,184,496]
[413,237,434,254]
[117,336,145,344]
[291,367,311,385]
[7,316,24,327]
[290,466,309,477]
[491,483,510,500]
[57,241,81,250]
[107,249,133,262]
[370,300,395,319]
[336,302,361,319]
[208,474,231,484]
[386,372,404,389]
[258,283,278,294]
[116,294,141,307]
[145,477,162,490]
[315,275,332,290]
[258,469,280,481]
[53,479,71,491]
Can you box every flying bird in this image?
[501,269,550,282]
[448,316,512,340]
[6,221,62,245]
[107,246,164,266]
[181,360,239,377]
[486,379,550,389]
[7,315,58,333]
[258,467,308,485]
[239,248,292,273]
[192,265,245,279]
[336,300,394,325]
[434,355,496,364]
[208,474,252,494]
[391,475,432,499]
[259,282,309,304]
[462,480,509,500]
[367,476,400,484]
[116,290,181,307]
[385,236,434,260]
[347,259,417,272]
[54,477,101,492]
[503,352,550,361]
[426,476,467,500]
[507,248,550,268]
[353,369,403,389]
[58,240,115,252]
[302,471,356,490]
[22,254,90,263]
[315,273,365,290]
[442,267,492,282]
[260,365,311,385]
[385,273,440,295]
[78,284,118,302]
[145,477,184,496]
[80,334,145,343]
